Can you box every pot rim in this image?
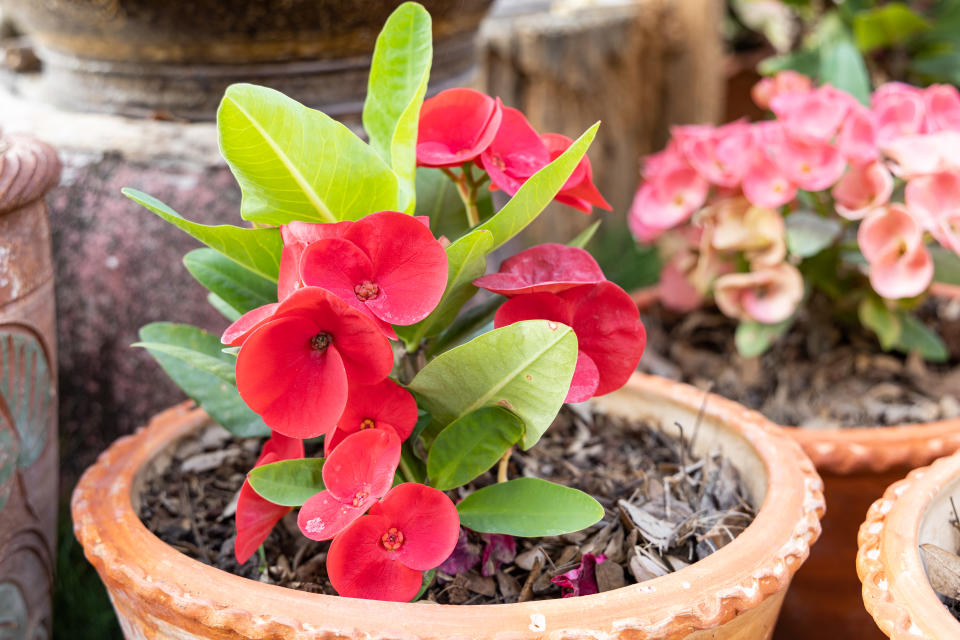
[634,283,960,476]
[71,372,823,639]
[857,449,960,639]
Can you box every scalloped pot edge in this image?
[857,449,960,639]
[72,372,824,640]
[632,284,960,476]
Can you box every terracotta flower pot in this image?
[631,284,960,640]
[72,373,823,640]
[857,448,960,639]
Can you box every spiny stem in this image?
[497,447,513,483]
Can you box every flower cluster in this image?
[630,72,960,354]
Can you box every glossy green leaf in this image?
[853,3,929,53]
[132,341,237,384]
[218,83,400,224]
[137,323,269,438]
[427,406,524,490]
[734,319,792,358]
[409,320,577,449]
[858,297,902,350]
[247,458,325,506]
[184,248,276,315]
[896,312,949,362]
[785,210,843,258]
[474,123,599,252]
[568,220,602,249]
[820,38,871,105]
[933,247,960,286]
[363,2,432,213]
[207,292,243,322]
[0,329,51,469]
[123,188,282,280]
[758,48,821,77]
[415,167,493,241]
[456,477,604,536]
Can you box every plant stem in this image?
[497,447,513,483]
[443,162,482,228]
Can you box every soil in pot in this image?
[639,295,960,429]
[919,503,960,622]
[137,404,757,604]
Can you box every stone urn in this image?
[0,132,61,639]
[2,0,493,120]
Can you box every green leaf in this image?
[911,52,960,84]
[132,341,237,384]
[785,210,843,258]
[568,220,602,249]
[933,246,960,285]
[137,323,269,438]
[474,123,599,252]
[853,3,929,53]
[734,319,792,358]
[207,292,243,322]
[414,167,494,241]
[395,229,494,350]
[896,312,949,362]
[363,2,432,213]
[247,458,325,506]
[858,297,902,350]
[820,38,872,105]
[411,569,436,602]
[123,188,282,280]
[184,248,276,315]
[427,293,504,357]
[758,48,822,77]
[409,320,578,449]
[427,406,524,490]
[456,477,604,536]
[217,83,400,224]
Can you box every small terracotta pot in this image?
[72,373,823,640]
[857,449,960,639]
[631,285,960,640]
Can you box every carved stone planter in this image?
[0,132,61,639]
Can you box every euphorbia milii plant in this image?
[630,71,960,360]
[129,2,641,604]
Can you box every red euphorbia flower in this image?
[473,243,605,297]
[235,433,304,563]
[235,286,394,439]
[416,88,504,168]
[495,282,646,403]
[324,379,419,454]
[480,107,550,196]
[297,429,401,541]
[326,483,460,601]
[541,133,612,213]
[298,211,449,339]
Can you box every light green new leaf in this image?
[853,3,929,53]
[735,319,792,359]
[785,210,843,258]
[858,297,902,350]
[820,38,871,105]
[363,2,432,213]
[184,248,276,315]
[218,83,400,224]
[427,406,524,490]
[248,458,325,507]
[896,312,949,362]
[137,323,269,438]
[123,188,282,281]
[409,320,577,449]
[568,220,602,249]
[132,341,237,384]
[475,123,599,252]
[457,477,604,536]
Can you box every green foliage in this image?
[933,247,960,286]
[853,3,929,52]
[456,477,604,536]
[735,319,793,358]
[859,296,902,350]
[819,37,872,105]
[247,458,326,506]
[568,220,602,249]
[427,406,524,490]
[218,83,400,224]
[897,312,949,362]
[183,249,276,315]
[409,320,578,449]
[414,167,493,241]
[785,210,843,258]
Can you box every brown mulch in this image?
[138,404,756,603]
[638,296,960,429]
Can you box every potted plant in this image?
[628,71,960,636]
[73,3,824,637]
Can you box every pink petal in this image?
[417,89,503,168]
[564,351,600,403]
[773,137,846,191]
[905,171,960,230]
[297,490,367,541]
[869,244,934,300]
[742,153,797,209]
[480,107,550,196]
[858,206,924,263]
[473,243,605,296]
[221,302,279,346]
[925,84,960,132]
[832,162,894,220]
[370,483,461,571]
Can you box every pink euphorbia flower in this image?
[542,133,612,213]
[925,85,960,132]
[883,132,960,178]
[742,150,797,209]
[706,198,785,267]
[770,85,851,143]
[235,433,304,563]
[751,71,813,110]
[629,149,709,232]
[326,483,460,601]
[773,136,846,191]
[473,243,605,297]
[674,122,755,188]
[905,171,960,230]
[858,205,933,299]
[658,254,704,312]
[416,88,503,168]
[494,282,646,403]
[837,104,879,165]
[324,379,418,454]
[714,263,804,324]
[297,429,401,541]
[873,82,926,144]
[234,287,394,439]
[480,107,550,196]
[832,162,894,220]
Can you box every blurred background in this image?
[0,0,954,637]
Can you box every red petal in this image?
[565,351,600,403]
[324,423,403,456]
[560,176,612,211]
[278,244,304,301]
[342,211,448,325]
[338,379,418,440]
[480,107,550,196]
[417,89,503,168]
[474,244,605,296]
[235,458,291,563]
[542,133,611,211]
[327,515,424,601]
[235,315,348,438]
[282,220,354,245]
[542,133,588,190]
[297,490,366,541]
[493,291,576,329]
[257,432,304,466]
[370,483,461,571]
[221,303,279,346]
[322,429,400,503]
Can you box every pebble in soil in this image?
[138,403,757,603]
